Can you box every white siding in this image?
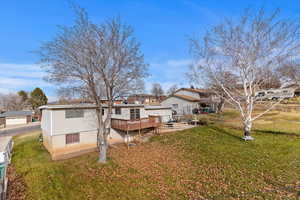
[145,109,172,122]
[43,106,148,136]
[111,107,147,120]
[51,109,98,135]
[5,117,27,126]
[41,109,52,135]
[161,97,198,115]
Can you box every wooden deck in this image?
[111,116,161,132]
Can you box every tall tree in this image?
[38,7,147,163]
[18,90,28,103]
[167,84,178,95]
[151,83,164,98]
[189,8,300,140]
[29,88,48,110]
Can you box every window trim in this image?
[65,109,84,119]
[130,108,140,120]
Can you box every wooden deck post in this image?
[139,119,141,137]
[126,122,129,150]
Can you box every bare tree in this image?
[167,84,178,95]
[0,93,23,111]
[277,62,300,85]
[151,83,164,98]
[189,8,300,140]
[38,7,147,163]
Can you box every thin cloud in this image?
[146,58,192,92]
[0,62,53,95]
[0,63,45,78]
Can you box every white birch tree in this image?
[189,8,300,140]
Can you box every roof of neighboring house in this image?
[176,88,213,94]
[164,94,214,103]
[144,105,172,110]
[172,94,200,102]
[0,111,33,118]
[39,103,145,110]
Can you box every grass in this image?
[9,110,300,200]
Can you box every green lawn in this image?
[9,112,300,200]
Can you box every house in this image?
[0,111,33,127]
[40,104,172,160]
[161,88,219,115]
[0,136,13,200]
[127,94,166,105]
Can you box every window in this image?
[102,109,104,115]
[115,107,121,115]
[66,133,80,144]
[172,104,178,109]
[65,109,84,119]
[130,109,140,120]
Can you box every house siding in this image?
[40,105,171,160]
[161,97,198,115]
[144,109,172,122]
[51,109,98,136]
[111,107,148,120]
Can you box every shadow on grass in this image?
[209,126,243,141]
[254,129,300,137]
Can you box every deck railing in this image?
[111,116,161,131]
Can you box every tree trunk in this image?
[217,98,225,113]
[98,140,107,163]
[95,107,108,163]
[243,119,254,140]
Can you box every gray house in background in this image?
[40,104,172,160]
[161,88,219,115]
[0,111,33,128]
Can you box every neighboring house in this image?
[161,88,219,115]
[40,104,172,160]
[0,111,33,127]
[127,94,166,105]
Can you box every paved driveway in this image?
[0,123,41,136]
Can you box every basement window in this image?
[65,109,84,119]
[66,133,80,144]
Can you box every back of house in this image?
[40,104,172,160]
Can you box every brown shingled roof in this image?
[176,88,213,94]
[172,94,200,102]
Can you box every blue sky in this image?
[1,0,300,101]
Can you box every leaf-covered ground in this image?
[8,111,300,199]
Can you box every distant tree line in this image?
[0,87,48,112]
